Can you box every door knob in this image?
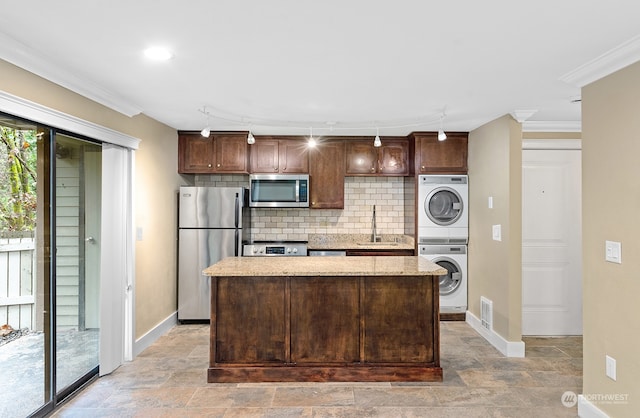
[85,236,95,243]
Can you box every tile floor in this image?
[52,322,581,417]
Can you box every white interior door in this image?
[522,145,582,335]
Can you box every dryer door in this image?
[424,187,464,226]
[434,258,463,295]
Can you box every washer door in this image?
[424,187,464,226]
[435,258,463,296]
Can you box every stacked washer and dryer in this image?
[417,175,468,314]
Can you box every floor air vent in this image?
[481,296,493,331]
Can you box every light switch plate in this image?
[605,240,621,263]
[488,196,493,209]
[492,224,501,241]
[606,355,617,380]
[136,227,143,241]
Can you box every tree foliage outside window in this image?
[0,126,37,231]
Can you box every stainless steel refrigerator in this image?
[178,186,251,321]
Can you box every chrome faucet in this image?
[370,205,379,242]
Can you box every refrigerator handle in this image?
[235,192,240,256]
[234,193,240,228]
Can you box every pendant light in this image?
[200,106,211,138]
[308,127,317,147]
[373,127,382,147]
[438,114,447,141]
[247,130,255,144]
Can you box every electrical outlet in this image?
[606,355,617,381]
[136,227,143,241]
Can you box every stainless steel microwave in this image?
[249,174,309,208]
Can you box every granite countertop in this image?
[307,234,415,251]
[203,256,446,277]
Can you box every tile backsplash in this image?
[194,174,409,241]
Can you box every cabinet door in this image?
[290,277,359,363]
[346,140,378,175]
[363,276,435,363]
[414,132,468,174]
[178,133,215,173]
[309,140,345,209]
[215,277,286,363]
[279,139,309,173]
[249,139,280,173]
[213,134,248,173]
[378,139,409,175]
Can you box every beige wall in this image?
[582,61,640,417]
[0,59,182,340]
[468,114,522,341]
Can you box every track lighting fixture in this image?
[308,127,317,147]
[373,127,381,147]
[438,114,447,141]
[195,107,455,139]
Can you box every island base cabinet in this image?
[291,278,360,363]
[208,275,442,383]
[214,277,286,363]
[364,277,435,363]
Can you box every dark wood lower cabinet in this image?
[208,274,441,382]
[215,277,286,363]
[291,277,360,363]
[364,276,435,363]
[346,249,415,256]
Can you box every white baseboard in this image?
[466,311,525,357]
[578,395,610,418]
[132,311,177,358]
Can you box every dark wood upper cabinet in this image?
[178,132,215,173]
[178,131,249,174]
[346,138,409,176]
[378,138,411,175]
[214,133,250,172]
[309,140,345,209]
[279,139,309,173]
[412,132,468,174]
[249,136,309,173]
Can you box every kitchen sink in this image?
[357,242,399,246]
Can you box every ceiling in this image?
[1,1,640,136]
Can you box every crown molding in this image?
[510,109,538,123]
[0,30,142,117]
[560,34,640,87]
[522,120,581,132]
[0,90,140,149]
[522,139,581,150]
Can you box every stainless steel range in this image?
[243,241,308,256]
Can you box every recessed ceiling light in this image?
[144,46,173,61]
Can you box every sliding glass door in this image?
[0,115,102,417]
[0,116,45,417]
[54,134,101,395]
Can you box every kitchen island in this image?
[203,256,447,383]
